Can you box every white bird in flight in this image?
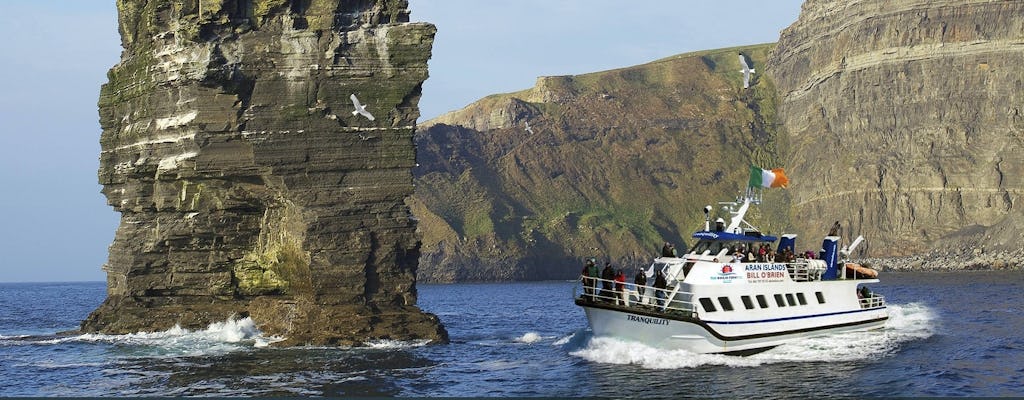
[350,94,375,121]
[738,53,756,89]
[524,121,534,134]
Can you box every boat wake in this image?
[2,317,284,357]
[566,302,935,369]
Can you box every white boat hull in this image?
[580,302,888,355]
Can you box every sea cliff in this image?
[412,46,790,282]
[413,0,1024,280]
[82,0,447,346]
[769,0,1024,267]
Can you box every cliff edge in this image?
[81,0,447,346]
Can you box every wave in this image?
[514,332,544,344]
[18,317,284,357]
[568,302,936,369]
[364,339,432,349]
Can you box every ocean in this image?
[1,271,1022,398]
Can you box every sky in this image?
[0,1,803,283]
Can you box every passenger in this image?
[733,245,745,263]
[758,245,767,262]
[580,259,593,300]
[661,242,677,257]
[779,248,794,263]
[586,259,600,300]
[653,269,668,307]
[634,267,647,300]
[859,286,871,299]
[600,262,615,301]
[746,247,757,262]
[615,269,627,305]
[767,249,776,263]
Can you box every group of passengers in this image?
[727,244,811,263]
[580,258,668,307]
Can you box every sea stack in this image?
[81,0,447,346]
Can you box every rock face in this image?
[769,0,1024,259]
[412,46,791,282]
[82,0,447,346]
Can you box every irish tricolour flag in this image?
[748,165,789,188]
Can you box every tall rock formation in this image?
[82,0,447,346]
[412,46,790,282]
[769,0,1024,260]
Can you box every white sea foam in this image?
[34,317,284,356]
[569,302,935,369]
[514,332,544,344]
[364,338,432,349]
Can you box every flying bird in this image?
[350,94,375,121]
[524,121,534,134]
[738,53,756,89]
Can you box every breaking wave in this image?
[568,302,935,369]
[514,332,544,344]
[13,317,284,356]
[364,339,432,349]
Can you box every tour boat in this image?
[575,189,888,355]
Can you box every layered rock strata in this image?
[82,0,447,345]
[768,0,1024,261]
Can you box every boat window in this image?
[774,294,786,307]
[815,291,826,304]
[692,240,711,254]
[718,297,734,311]
[741,295,754,310]
[756,294,769,308]
[785,293,797,306]
[699,297,717,312]
[796,293,808,305]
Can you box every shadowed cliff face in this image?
[769,0,1024,258]
[83,0,447,346]
[412,46,791,282]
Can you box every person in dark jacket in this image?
[653,270,668,306]
[633,268,647,300]
[600,262,615,301]
[585,259,599,301]
[580,259,597,301]
[661,242,677,257]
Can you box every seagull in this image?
[738,53,756,89]
[524,121,534,134]
[350,94,375,121]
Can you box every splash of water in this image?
[364,339,432,349]
[514,332,543,344]
[27,317,284,357]
[568,302,935,369]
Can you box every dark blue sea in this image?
[1,271,1022,398]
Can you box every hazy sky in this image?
[0,1,802,282]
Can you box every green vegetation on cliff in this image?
[414,44,793,282]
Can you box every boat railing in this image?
[859,293,886,309]
[785,259,826,282]
[576,275,695,316]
